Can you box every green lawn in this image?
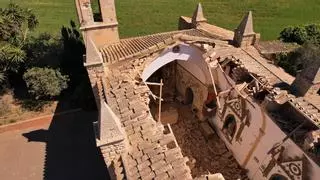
[1,0,320,40]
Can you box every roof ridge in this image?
[100,29,197,48]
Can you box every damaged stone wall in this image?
[86,64,105,105]
[100,141,126,165]
[176,64,208,120]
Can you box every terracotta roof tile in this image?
[100,29,213,63]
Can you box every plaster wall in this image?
[176,64,208,119]
[211,67,320,179]
[83,26,119,47]
[141,43,210,84]
[249,117,320,179]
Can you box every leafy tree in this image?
[0,3,38,91]
[24,33,62,69]
[23,67,69,99]
[276,43,320,76]
[0,3,38,44]
[279,24,320,46]
[0,42,26,72]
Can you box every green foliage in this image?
[0,3,37,91]
[23,67,69,99]
[24,33,62,69]
[0,3,38,44]
[276,43,320,76]
[279,24,320,45]
[0,42,26,72]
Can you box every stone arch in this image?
[269,174,288,180]
[223,114,237,141]
[185,87,194,105]
[141,43,209,83]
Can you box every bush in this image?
[279,24,320,46]
[23,67,69,99]
[275,43,320,76]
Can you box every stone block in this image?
[151,160,166,171]
[137,160,151,171]
[154,172,169,180]
[136,154,149,164]
[154,165,172,176]
[150,153,165,163]
[140,171,155,180]
[165,152,183,163]
[171,157,188,169]
[138,166,152,177]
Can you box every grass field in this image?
[1,0,320,40]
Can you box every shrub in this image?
[275,43,320,76]
[279,24,320,46]
[23,67,69,99]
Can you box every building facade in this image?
[75,0,320,179]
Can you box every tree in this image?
[23,33,62,69]
[23,67,69,99]
[0,3,38,91]
[0,3,38,44]
[276,43,320,76]
[279,24,320,46]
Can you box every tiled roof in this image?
[215,45,294,86]
[99,29,214,63]
[257,40,299,54]
[288,95,320,128]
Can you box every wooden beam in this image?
[145,82,164,86]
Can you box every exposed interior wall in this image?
[176,64,208,120]
[141,43,211,84]
[211,66,320,179]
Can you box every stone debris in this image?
[170,105,247,180]
[102,61,192,180]
[199,122,215,140]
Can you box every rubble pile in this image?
[171,105,248,180]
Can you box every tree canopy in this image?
[23,67,69,99]
[279,24,320,46]
[0,3,38,90]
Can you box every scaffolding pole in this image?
[145,79,164,122]
[207,63,221,111]
[158,79,163,123]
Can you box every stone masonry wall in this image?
[102,56,193,179]
[100,140,126,165]
[86,64,104,105]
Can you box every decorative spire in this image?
[233,11,258,47]
[235,11,254,36]
[192,3,207,25]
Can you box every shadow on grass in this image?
[22,101,110,180]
